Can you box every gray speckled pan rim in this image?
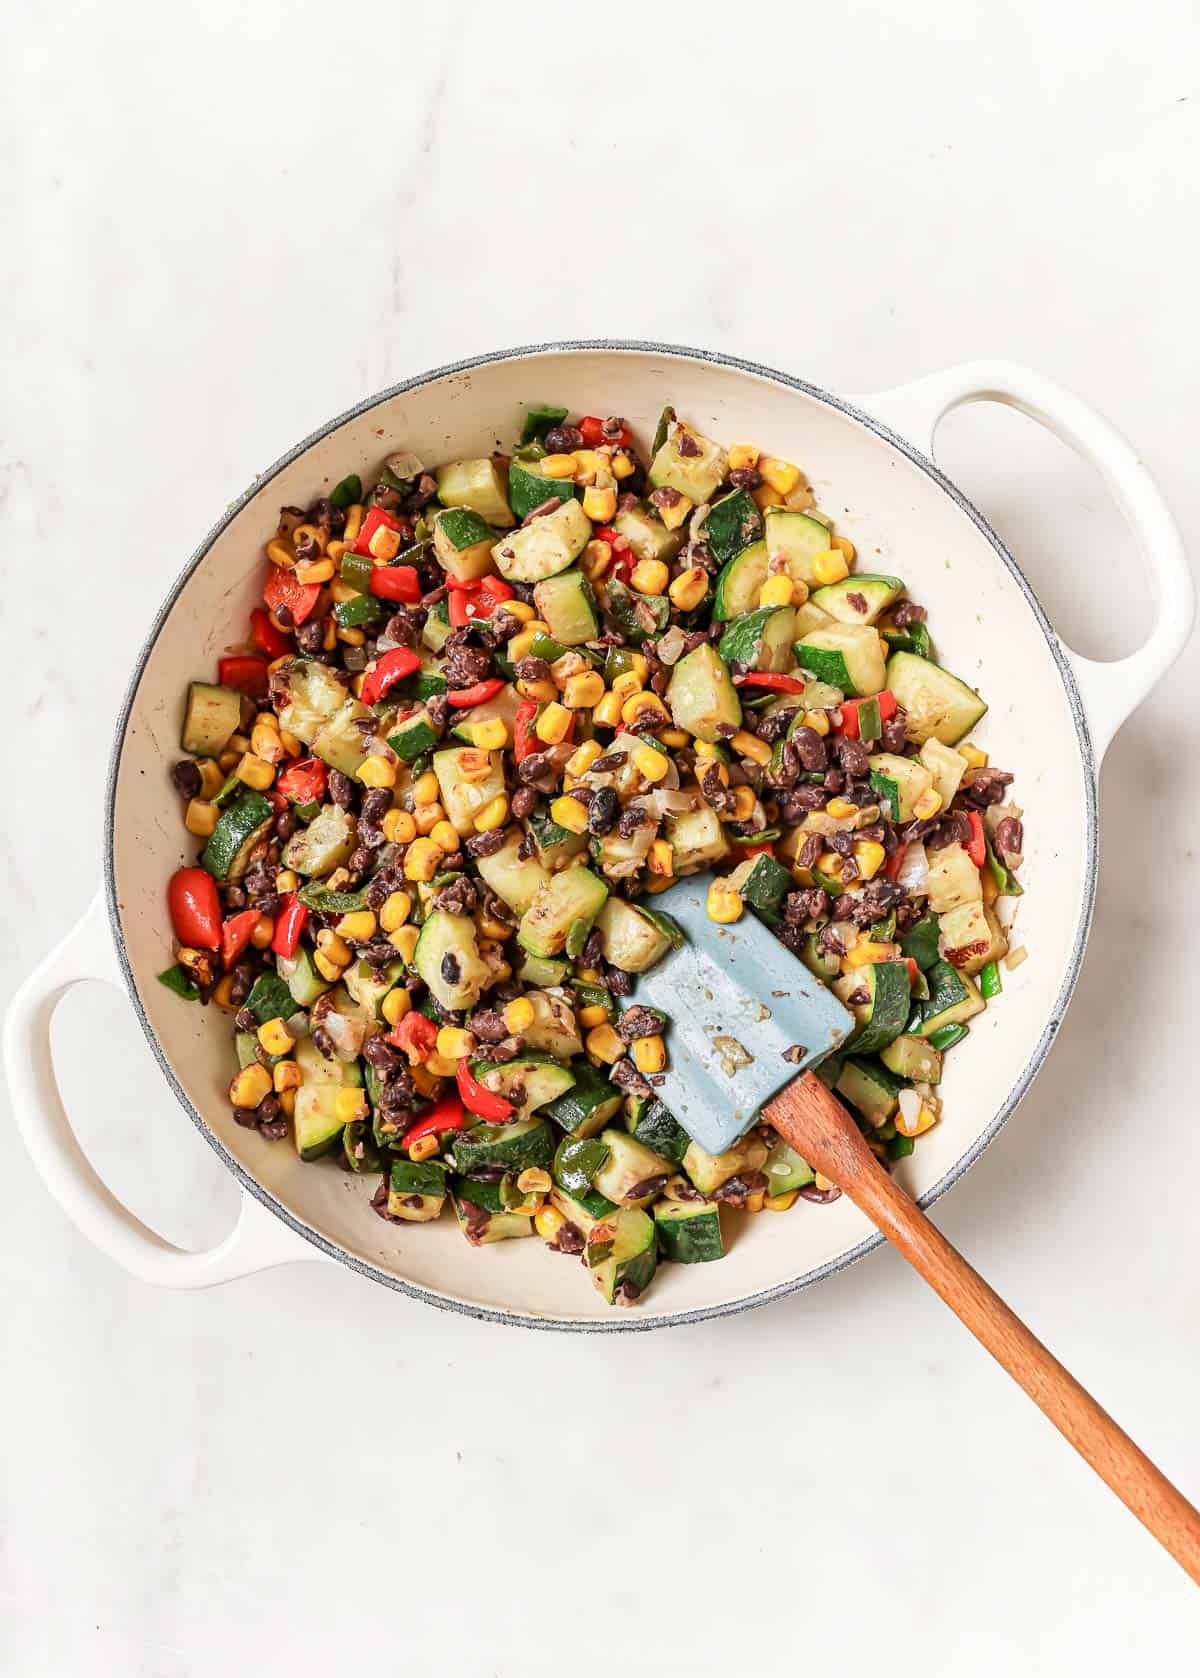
[102,339,1098,1333]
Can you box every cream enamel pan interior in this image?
[5,345,1192,1328]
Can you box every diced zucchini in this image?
[900,912,941,972]
[587,1207,658,1304]
[717,606,797,672]
[683,1134,768,1196]
[432,506,497,581]
[832,960,911,1055]
[412,910,489,1011]
[795,623,886,697]
[925,842,983,914]
[508,459,578,522]
[612,501,685,565]
[763,1137,815,1195]
[810,574,905,626]
[763,510,830,586]
[388,1158,449,1222]
[648,423,727,503]
[919,960,986,1035]
[388,705,441,762]
[919,737,967,809]
[938,901,1007,975]
[449,684,521,747]
[181,682,241,757]
[550,1183,618,1237]
[275,945,331,1008]
[835,1056,905,1122]
[519,988,583,1060]
[422,598,452,653]
[435,458,514,528]
[885,651,987,746]
[200,791,272,882]
[450,1118,556,1174]
[553,1133,612,1194]
[666,642,742,743]
[594,898,673,974]
[545,1064,624,1137]
[533,569,599,645]
[452,1177,533,1242]
[726,851,792,926]
[654,1199,724,1263]
[528,811,588,869]
[432,747,506,835]
[474,830,551,916]
[468,1054,576,1122]
[712,540,769,621]
[281,803,355,877]
[665,804,729,875]
[868,752,935,822]
[276,659,351,743]
[703,488,763,566]
[311,699,371,776]
[625,1096,691,1165]
[293,1084,348,1161]
[792,600,837,640]
[591,1128,673,1207]
[491,498,591,583]
[880,1034,943,1084]
[518,867,608,959]
[343,958,405,1019]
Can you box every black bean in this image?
[834,734,870,778]
[514,657,553,683]
[273,810,297,842]
[295,620,324,655]
[543,424,584,453]
[466,828,507,858]
[994,816,1023,861]
[171,760,202,800]
[328,769,355,807]
[587,787,619,836]
[510,786,539,820]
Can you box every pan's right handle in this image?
[3,893,323,1288]
[852,360,1193,763]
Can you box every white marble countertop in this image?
[4,1,1200,1671]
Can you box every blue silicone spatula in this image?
[635,874,1200,1587]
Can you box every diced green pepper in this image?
[979,960,1003,1000]
[157,964,200,1000]
[298,884,371,914]
[329,473,362,510]
[334,592,384,629]
[339,551,375,591]
[520,403,569,445]
[927,1022,969,1052]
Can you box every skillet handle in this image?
[852,360,1193,763]
[2,892,324,1288]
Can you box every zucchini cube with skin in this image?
[919,736,967,809]
[665,642,742,743]
[885,650,987,746]
[665,805,729,875]
[795,622,886,698]
[388,1158,450,1222]
[612,501,685,566]
[452,1177,533,1244]
[432,507,497,581]
[491,498,591,583]
[474,829,551,915]
[809,574,905,626]
[518,988,584,1059]
[868,753,934,823]
[281,803,355,877]
[587,1207,658,1304]
[182,682,241,758]
[277,659,352,744]
[594,898,673,974]
[648,424,728,504]
[434,458,514,528]
[712,540,769,621]
[764,509,832,588]
[591,1129,674,1207]
[683,1133,768,1197]
[654,1199,724,1264]
[938,900,1008,975]
[518,867,608,960]
[468,1054,576,1123]
[925,842,983,914]
[412,910,490,1011]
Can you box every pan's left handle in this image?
[3,892,325,1288]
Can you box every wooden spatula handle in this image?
[767,1073,1200,1587]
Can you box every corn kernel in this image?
[582,539,613,581]
[562,671,606,710]
[803,709,830,737]
[430,820,461,854]
[765,1190,799,1212]
[585,1023,625,1064]
[462,717,506,752]
[437,1026,476,1060]
[381,986,412,1026]
[229,1064,272,1108]
[826,796,857,819]
[409,1065,443,1098]
[408,1133,440,1163]
[235,753,276,791]
[388,925,419,966]
[212,974,237,1009]
[456,749,495,785]
[592,691,624,728]
[832,534,856,563]
[706,881,744,924]
[730,730,771,766]
[474,794,509,832]
[632,1035,666,1075]
[958,743,988,769]
[578,1003,610,1028]
[334,1087,368,1125]
[338,910,378,941]
[336,626,366,646]
[342,505,364,543]
[250,720,285,764]
[633,744,669,783]
[693,740,718,758]
[184,798,218,838]
[412,771,440,805]
[657,492,694,531]
[382,808,416,845]
[322,619,337,652]
[517,677,559,704]
[667,566,708,611]
[729,785,757,821]
[647,838,674,877]
[367,523,402,562]
[404,837,442,881]
[275,869,300,893]
[727,443,760,471]
[277,1088,296,1118]
[611,450,636,480]
[758,456,802,496]
[610,670,642,703]
[659,727,689,748]
[620,690,669,728]
[250,915,275,951]
[424,1052,458,1078]
[758,573,796,609]
[814,1172,837,1192]
[329,579,359,605]
[503,599,535,624]
[266,538,296,570]
[816,851,843,879]
[192,759,222,800]
[912,787,942,821]
[316,929,352,968]
[476,909,513,941]
[517,1167,552,1196]
[853,840,887,881]
[507,627,542,662]
[550,796,589,834]
[745,1191,766,1214]
[273,1060,303,1094]
[571,449,605,485]
[540,453,578,479]
[295,557,335,585]
[413,801,445,835]
[535,1206,566,1241]
[583,484,618,522]
[567,740,604,777]
[844,940,898,968]
[629,558,669,595]
[752,484,786,510]
[812,548,850,586]
[894,1095,937,1138]
[504,996,536,1033]
[358,754,397,790]
[294,521,327,555]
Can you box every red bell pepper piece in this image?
[578,415,633,448]
[447,677,506,709]
[250,607,291,659]
[837,690,897,740]
[263,564,320,626]
[217,655,270,700]
[359,646,421,706]
[400,1093,468,1150]
[271,894,308,959]
[220,909,261,970]
[884,845,907,882]
[456,1059,514,1122]
[513,698,539,762]
[965,810,987,868]
[904,957,920,988]
[478,574,514,609]
[369,565,421,604]
[388,1010,439,1063]
[447,586,476,629]
[591,524,634,582]
[276,756,327,805]
[738,841,776,858]
[353,505,406,559]
[733,672,807,693]
[168,868,222,951]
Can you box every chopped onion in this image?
[896,840,930,894]
[322,1009,366,1061]
[656,625,687,665]
[647,787,694,816]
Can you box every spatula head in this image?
[633,875,854,1156]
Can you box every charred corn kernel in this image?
[404,837,442,881]
[571,448,604,484]
[503,996,536,1033]
[329,579,359,604]
[727,443,760,471]
[912,787,942,820]
[503,599,536,624]
[366,523,402,562]
[578,1003,610,1028]
[266,538,296,569]
[334,1087,368,1124]
[629,558,670,595]
[610,669,642,703]
[765,1190,799,1212]
[729,785,758,821]
[707,881,744,924]
[803,709,831,736]
[878,635,890,662]
[517,677,558,704]
[277,1088,296,1119]
[275,869,300,893]
[731,730,771,766]
[535,1205,566,1241]
[562,671,606,710]
[633,744,670,783]
[853,803,882,828]
[338,910,378,941]
[476,911,511,942]
[316,929,352,967]
[234,753,275,791]
[293,521,327,555]
[273,1059,303,1094]
[184,798,218,838]
[582,539,613,581]
[412,771,440,805]
[342,505,364,543]
[436,1026,476,1060]
[381,986,412,1026]
[469,717,508,751]
[758,456,802,495]
[816,850,843,878]
[894,1098,937,1138]
[693,739,719,758]
[227,733,251,755]
[517,1167,552,1196]
[745,1190,767,1213]
[620,690,669,727]
[592,691,624,728]
[212,974,237,1009]
[659,727,689,749]
[424,1051,458,1078]
[844,940,897,968]
[407,1133,440,1164]
[295,557,335,585]
[473,793,509,832]
[583,484,618,522]
[230,1064,272,1108]
[576,967,604,984]
[430,819,461,853]
[507,627,542,661]
[812,548,850,586]
[413,801,445,835]
[325,540,346,561]
[567,740,604,777]
[853,840,887,880]
[195,758,223,799]
[382,808,416,844]
[657,492,694,532]
[648,838,674,877]
[758,573,796,609]
[958,742,988,769]
[550,796,589,834]
[832,534,856,563]
[752,483,786,510]
[668,567,708,611]
[643,875,674,894]
[826,796,857,819]
[457,749,495,784]
[611,450,636,480]
[409,1064,443,1098]
[586,1023,625,1064]
[250,721,284,763]
[251,915,275,950]
[540,453,577,479]
[378,887,413,933]
[632,1035,666,1074]
[358,754,397,790]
